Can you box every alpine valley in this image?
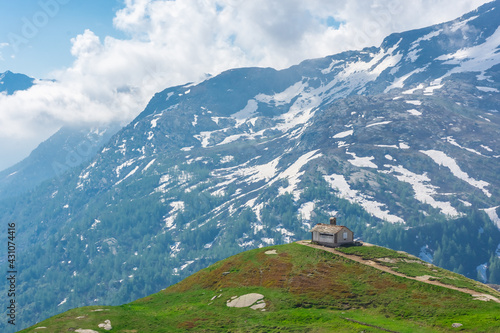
[2,1,500,331]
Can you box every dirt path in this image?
[296,241,500,303]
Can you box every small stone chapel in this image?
[310,217,354,247]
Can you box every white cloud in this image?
[70,30,103,58]
[0,0,491,170]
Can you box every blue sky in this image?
[0,0,124,78]
[0,0,493,171]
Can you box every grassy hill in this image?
[20,242,500,332]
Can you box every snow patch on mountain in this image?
[210,187,226,197]
[194,131,215,148]
[481,145,493,152]
[151,118,159,128]
[321,42,403,97]
[413,28,442,44]
[407,109,422,116]
[299,201,315,221]
[333,130,353,138]
[115,166,140,186]
[91,219,101,230]
[180,260,195,271]
[438,26,500,79]
[163,201,185,231]
[383,164,461,217]
[277,150,322,199]
[366,121,392,128]
[299,201,316,230]
[248,201,264,224]
[459,199,472,207]
[376,144,399,149]
[479,115,491,122]
[261,238,274,245]
[481,206,500,230]
[115,159,137,178]
[385,67,426,92]
[409,29,443,62]
[423,83,443,95]
[402,84,425,95]
[76,170,91,190]
[256,81,306,106]
[142,159,156,172]
[118,140,127,155]
[232,99,258,125]
[57,298,68,307]
[444,136,485,156]
[421,150,491,197]
[169,242,182,258]
[186,156,208,165]
[217,131,264,146]
[159,174,171,184]
[274,87,319,135]
[275,226,295,243]
[220,155,234,164]
[477,86,499,93]
[449,15,479,33]
[336,44,403,92]
[323,173,404,224]
[238,239,255,248]
[347,150,378,169]
[236,156,281,184]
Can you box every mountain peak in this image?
[0,70,35,95]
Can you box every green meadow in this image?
[21,243,500,332]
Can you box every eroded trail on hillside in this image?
[297,241,500,304]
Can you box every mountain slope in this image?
[0,71,34,95]
[20,243,500,333]
[2,1,500,332]
[0,125,121,199]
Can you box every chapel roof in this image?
[310,223,349,234]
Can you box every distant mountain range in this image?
[1,1,500,331]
